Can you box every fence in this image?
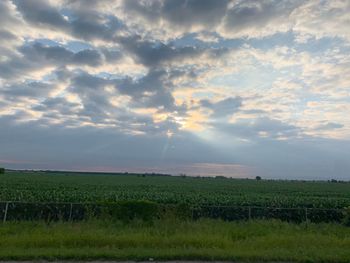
[0,201,346,223]
[191,205,345,223]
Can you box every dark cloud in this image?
[21,43,103,66]
[100,48,123,63]
[162,0,229,27]
[124,0,229,29]
[31,97,81,116]
[123,0,302,38]
[66,70,181,132]
[1,81,54,99]
[213,117,300,140]
[200,97,242,118]
[70,14,123,41]
[21,43,70,62]
[53,66,73,82]
[14,0,69,29]
[315,122,344,131]
[118,34,229,70]
[71,49,103,65]
[13,0,124,41]
[0,42,103,79]
[123,0,162,23]
[68,72,116,123]
[223,0,301,35]
[9,0,304,45]
[114,69,194,111]
[71,71,108,89]
[116,70,167,94]
[118,35,203,67]
[0,66,184,127]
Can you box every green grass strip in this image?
[0,219,350,262]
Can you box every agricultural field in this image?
[1,171,350,208]
[1,171,350,261]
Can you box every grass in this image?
[0,219,350,262]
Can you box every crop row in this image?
[1,188,349,208]
[1,172,350,209]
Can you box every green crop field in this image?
[1,171,350,208]
[1,171,350,262]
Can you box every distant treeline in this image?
[5,169,172,177]
[3,169,350,183]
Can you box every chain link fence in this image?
[0,201,346,223]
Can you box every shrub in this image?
[159,203,192,221]
[342,207,350,226]
[0,168,5,174]
[215,176,226,179]
[102,201,159,223]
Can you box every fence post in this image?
[3,202,9,223]
[248,206,251,220]
[69,203,73,221]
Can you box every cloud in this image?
[315,122,344,131]
[293,0,350,41]
[32,97,81,116]
[22,43,103,66]
[0,0,349,178]
[118,35,228,68]
[14,0,69,29]
[124,0,229,30]
[13,0,125,42]
[121,0,300,39]
[212,117,301,140]
[220,0,300,38]
[200,97,242,118]
[0,42,104,80]
[0,0,22,27]
[0,30,19,46]
[111,68,199,114]
[2,81,54,99]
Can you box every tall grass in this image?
[0,219,350,262]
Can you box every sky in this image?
[0,0,350,180]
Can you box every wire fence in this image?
[191,205,345,223]
[0,201,346,223]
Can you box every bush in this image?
[342,207,350,226]
[159,203,192,221]
[101,201,160,223]
[0,168,4,174]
